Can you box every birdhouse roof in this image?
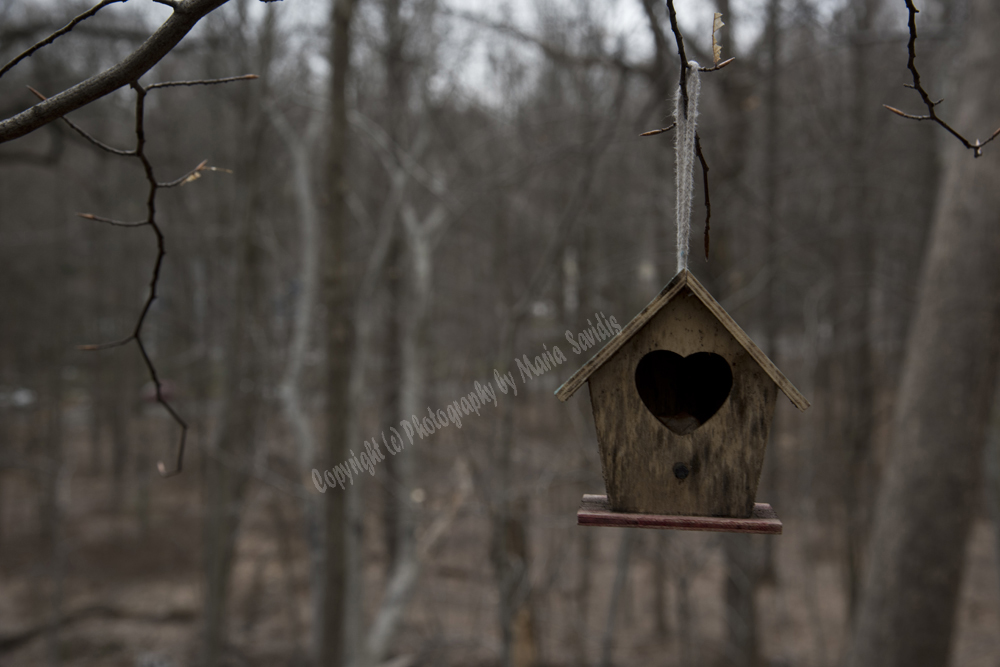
[555,269,810,411]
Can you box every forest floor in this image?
[2,417,1000,667]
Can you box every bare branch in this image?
[640,122,676,137]
[6,0,257,479]
[695,133,711,259]
[883,104,929,121]
[349,111,462,216]
[77,212,149,227]
[159,158,209,187]
[0,0,233,145]
[0,0,128,82]
[889,0,999,157]
[74,79,196,477]
[27,86,133,155]
[665,0,690,116]
[441,7,651,78]
[147,74,259,90]
[700,57,736,72]
[662,1,715,257]
[77,335,135,351]
[159,160,232,188]
[128,81,189,476]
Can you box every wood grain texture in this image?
[555,269,810,411]
[577,494,782,534]
[589,285,777,517]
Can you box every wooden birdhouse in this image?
[556,269,809,532]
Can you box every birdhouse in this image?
[556,269,809,532]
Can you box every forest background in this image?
[2,0,1000,666]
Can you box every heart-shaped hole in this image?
[634,350,733,435]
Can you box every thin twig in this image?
[695,133,711,259]
[0,0,127,81]
[159,159,209,188]
[147,74,259,90]
[700,57,735,72]
[127,80,190,477]
[77,335,134,351]
[26,86,133,155]
[883,104,929,121]
[77,212,149,227]
[891,0,1000,157]
[640,122,676,137]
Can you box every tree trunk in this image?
[838,0,880,618]
[722,2,782,664]
[599,528,635,667]
[201,11,275,663]
[321,0,358,664]
[201,136,266,667]
[845,1,1000,663]
[42,351,65,667]
[361,204,433,666]
[379,0,409,576]
[986,377,1000,636]
[268,102,325,663]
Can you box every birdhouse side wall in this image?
[588,289,777,517]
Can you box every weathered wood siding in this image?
[588,286,777,517]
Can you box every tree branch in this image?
[888,0,1000,157]
[77,212,149,227]
[639,122,676,137]
[695,133,711,259]
[700,57,736,72]
[26,85,133,155]
[147,73,258,90]
[72,74,254,478]
[0,0,232,145]
[658,1,717,258]
[665,0,690,116]
[0,0,128,82]
[441,7,652,79]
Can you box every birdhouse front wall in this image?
[588,286,777,518]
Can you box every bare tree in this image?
[321,0,359,664]
[846,0,1000,663]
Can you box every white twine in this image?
[674,61,701,273]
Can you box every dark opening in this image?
[634,350,733,435]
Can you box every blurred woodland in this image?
[2,0,1000,665]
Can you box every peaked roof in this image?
[555,269,811,411]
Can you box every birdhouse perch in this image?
[556,269,809,534]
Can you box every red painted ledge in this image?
[578,494,782,535]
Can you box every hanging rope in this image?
[674,61,701,273]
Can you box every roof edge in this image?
[555,270,689,401]
[554,269,811,411]
[684,272,811,411]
